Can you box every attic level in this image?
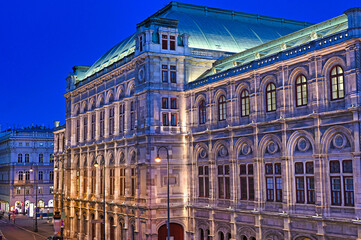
[135,17,190,55]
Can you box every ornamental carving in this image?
[119,152,125,163]
[217,145,228,157]
[333,133,346,149]
[239,143,252,156]
[199,148,208,159]
[138,68,145,83]
[267,141,278,154]
[297,137,310,152]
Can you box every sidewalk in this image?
[7,213,54,239]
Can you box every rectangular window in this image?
[131,168,136,197]
[343,160,353,173]
[76,170,80,195]
[109,107,114,136]
[83,116,88,141]
[296,177,305,203]
[91,170,96,196]
[83,170,87,196]
[218,165,230,199]
[240,176,247,200]
[307,176,315,204]
[169,35,176,50]
[76,119,80,143]
[198,166,209,197]
[38,187,43,194]
[162,65,168,82]
[16,187,21,195]
[110,169,115,196]
[275,177,282,202]
[91,114,96,139]
[130,101,135,130]
[240,164,254,201]
[171,113,177,126]
[119,104,125,134]
[50,186,54,194]
[39,154,43,163]
[100,110,105,137]
[162,98,169,109]
[120,168,125,196]
[38,171,43,181]
[162,113,169,126]
[25,154,29,163]
[331,176,341,205]
[170,66,177,83]
[170,98,177,109]
[344,177,354,206]
[139,36,143,52]
[162,35,168,50]
[49,170,54,181]
[266,177,274,201]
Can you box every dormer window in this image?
[162,34,176,50]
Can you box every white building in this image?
[0,126,54,214]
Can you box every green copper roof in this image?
[78,2,312,81]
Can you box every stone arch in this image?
[96,93,104,108]
[321,125,354,154]
[80,101,87,113]
[106,150,115,166]
[293,234,317,240]
[214,88,227,104]
[215,223,231,239]
[126,82,136,97]
[105,89,114,104]
[194,93,207,107]
[88,97,96,110]
[286,130,315,156]
[128,147,137,164]
[117,149,126,164]
[260,74,278,93]
[263,229,284,240]
[289,66,309,86]
[258,134,282,158]
[212,140,230,160]
[194,142,209,161]
[115,86,124,101]
[72,104,80,116]
[237,226,256,240]
[234,137,254,159]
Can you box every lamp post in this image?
[29,166,38,232]
[54,158,65,240]
[23,173,26,215]
[94,154,105,240]
[154,146,170,240]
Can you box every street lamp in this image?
[154,146,170,240]
[29,166,38,232]
[93,154,105,240]
[54,158,65,240]
[23,172,26,215]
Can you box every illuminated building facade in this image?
[54,2,361,240]
[0,126,54,214]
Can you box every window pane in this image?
[330,161,340,173]
[343,160,352,173]
[295,162,304,174]
[306,162,314,174]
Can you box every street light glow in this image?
[94,161,99,167]
[155,154,161,163]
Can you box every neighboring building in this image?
[0,126,54,214]
[54,2,361,240]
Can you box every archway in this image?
[109,217,115,240]
[158,223,184,240]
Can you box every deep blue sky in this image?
[0,0,358,130]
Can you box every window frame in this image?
[199,100,206,124]
[218,95,227,121]
[266,83,277,112]
[240,89,250,117]
[295,74,308,107]
[330,65,345,100]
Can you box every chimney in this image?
[54,121,60,128]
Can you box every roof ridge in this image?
[149,1,312,27]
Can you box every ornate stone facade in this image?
[54,2,361,240]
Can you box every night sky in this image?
[0,0,358,130]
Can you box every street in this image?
[0,214,54,240]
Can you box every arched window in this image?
[266,83,276,112]
[295,75,307,106]
[200,229,204,240]
[219,232,225,240]
[330,65,345,100]
[240,89,250,117]
[218,95,227,121]
[18,154,22,163]
[199,100,206,124]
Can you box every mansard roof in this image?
[188,12,350,88]
[77,1,312,82]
